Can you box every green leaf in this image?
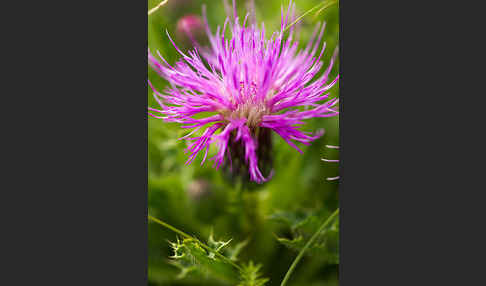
[270,209,339,264]
[207,231,233,254]
[226,239,250,262]
[207,230,250,262]
[168,237,239,282]
[237,261,269,286]
[268,210,310,231]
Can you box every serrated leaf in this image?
[268,210,309,231]
[207,231,249,262]
[167,260,198,279]
[226,239,249,261]
[167,237,239,282]
[208,231,233,253]
[237,261,269,286]
[271,209,339,264]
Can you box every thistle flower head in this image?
[148,0,339,183]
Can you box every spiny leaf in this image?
[167,260,198,279]
[168,237,239,282]
[207,230,249,262]
[208,231,233,254]
[226,239,250,261]
[237,261,269,286]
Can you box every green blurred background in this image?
[148,1,339,285]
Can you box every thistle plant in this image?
[149,215,268,285]
[148,0,340,285]
[148,0,339,183]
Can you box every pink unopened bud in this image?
[176,15,205,48]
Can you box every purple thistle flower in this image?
[148,0,339,183]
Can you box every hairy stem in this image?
[280,208,339,286]
[148,215,243,271]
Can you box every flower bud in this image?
[176,15,205,48]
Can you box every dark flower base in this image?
[222,127,273,190]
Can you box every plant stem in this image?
[148,215,243,271]
[148,215,192,239]
[280,208,339,286]
[283,0,338,33]
[148,0,168,16]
